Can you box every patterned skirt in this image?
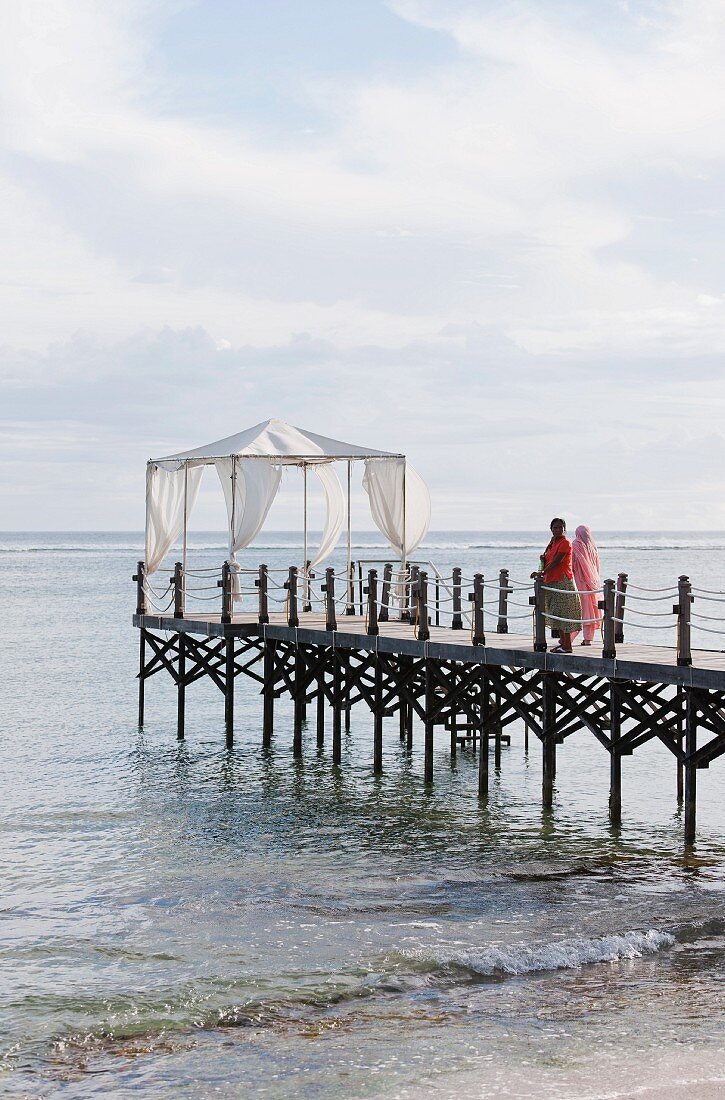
[544,578,583,632]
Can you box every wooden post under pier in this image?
[609,678,622,825]
[684,689,697,846]
[541,673,556,809]
[263,641,274,747]
[177,633,186,741]
[224,637,234,748]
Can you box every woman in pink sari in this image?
[572,525,602,645]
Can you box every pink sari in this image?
[571,525,602,643]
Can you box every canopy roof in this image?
[154,418,403,470]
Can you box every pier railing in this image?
[134,559,725,666]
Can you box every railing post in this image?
[346,560,356,615]
[531,572,547,652]
[435,575,440,627]
[497,568,510,634]
[675,574,693,667]
[451,566,463,630]
[303,558,312,613]
[133,560,147,615]
[285,565,299,628]
[417,570,430,642]
[323,567,337,632]
[256,564,269,625]
[469,572,485,646]
[366,569,379,636]
[599,577,616,659]
[172,561,184,618]
[219,561,232,624]
[409,565,420,625]
[614,572,628,644]
[379,563,392,623]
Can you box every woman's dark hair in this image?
[550,517,566,531]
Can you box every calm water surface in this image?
[1,532,723,1098]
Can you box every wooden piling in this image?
[542,673,556,808]
[374,654,383,774]
[424,659,434,784]
[317,674,325,747]
[293,647,304,757]
[332,649,342,763]
[478,669,489,799]
[676,686,684,803]
[608,679,622,825]
[224,637,234,748]
[137,629,145,727]
[177,633,185,741]
[684,689,697,845]
[262,641,274,747]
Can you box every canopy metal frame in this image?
[169,451,410,591]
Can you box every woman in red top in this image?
[533,518,583,653]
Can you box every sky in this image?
[2,0,725,531]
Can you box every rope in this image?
[690,622,725,636]
[623,582,678,593]
[618,590,675,603]
[612,616,673,630]
[691,611,725,623]
[692,587,725,599]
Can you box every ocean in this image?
[1,532,723,1098]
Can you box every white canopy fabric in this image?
[155,417,402,469]
[144,418,430,577]
[215,457,282,598]
[362,458,431,559]
[145,463,203,574]
[310,464,345,567]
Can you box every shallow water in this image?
[1,532,724,1097]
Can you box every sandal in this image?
[550,644,572,654]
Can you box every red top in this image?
[544,536,573,582]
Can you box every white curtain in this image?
[145,463,203,575]
[310,464,345,567]
[215,457,282,601]
[362,458,431,558]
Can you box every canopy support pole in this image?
[346,460,352,614]
[402,458,407,572]
[230,457,237,589]
[182,461,189,579]
[303,463,310,611]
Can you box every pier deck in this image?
[133,563,725,848]
[134,610,725,690]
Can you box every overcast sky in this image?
[2,0,725,531]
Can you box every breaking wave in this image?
[395,929,675,979]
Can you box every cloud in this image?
[3,323,725,529]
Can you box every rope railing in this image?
[133,561,715,667]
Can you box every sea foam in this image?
[400,929,675,979]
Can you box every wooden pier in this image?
[133,561,725,847]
